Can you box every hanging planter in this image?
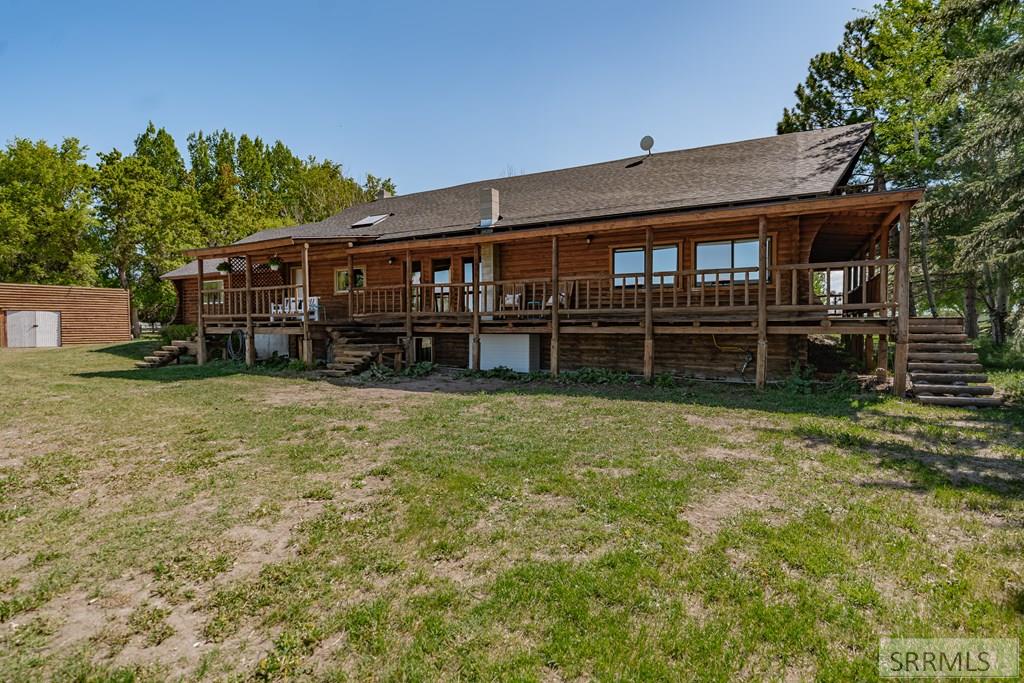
[216,261,232,274]
[268,256,283,272]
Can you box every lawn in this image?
[1,341,1022,681]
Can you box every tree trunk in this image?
[919,215,938,317]
[963,276,978,339]
[119,267,141,338]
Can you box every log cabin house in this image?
[162,123,926,393]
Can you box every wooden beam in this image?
[472,243,481,370]
[196,258,207,365]
[347,253,355,322]
[185,236,297,258]
[244,255,255,366]
[755,215,768,388]
[404,250,413,367]
[301,242,312,364]
[894,204,911,395]
[550,235,560,377]
[643,226,654,380]
[345,189,926,256]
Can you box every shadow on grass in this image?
[87,339,162,359]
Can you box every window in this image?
[351,214,389,228]
[413,337,433,363]
[612,245,678,286]
[334,266,366,293]
[695,237,770,285]
[202,280,224,305]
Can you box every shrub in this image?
[402,361,437,378]
[160,324,196,345]
[1004,375,1024,405]
[781,363,815,395]
[555,367,634,385]
[975,337,1024,371]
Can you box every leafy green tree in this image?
[0,137,97,285]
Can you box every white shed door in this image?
[5,311,60,348]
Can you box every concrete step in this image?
[908,362,984,373]
[915,395,1002,408]
[911,384,995,396]
[908,343,974,353]
[910,372,988,384]
[908,352,979,362]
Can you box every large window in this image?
[202,280,224,305]
[612,245,678,286]
[695,238,770,285]
[334,266,366,293]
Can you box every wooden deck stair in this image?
[319,328,404,377]
[907,318,1000,407]
[135,340,193,369]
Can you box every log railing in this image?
[203,284,317,322]
[341,259,898,319]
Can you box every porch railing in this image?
[345,259,898,320]
[203,284,319,322]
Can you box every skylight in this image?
[351,214,390,228]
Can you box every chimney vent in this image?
[479,187,499,228]
[376,189,392,200]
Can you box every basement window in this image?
[413,337,433,363]
[351,214,389,228]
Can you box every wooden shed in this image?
[0,283,131,348]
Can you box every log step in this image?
[908,362,984,372]
[911,384,995,396]
[915,395,1002,408]
[908,333,968,343]
[908,352,979,362]
[135,361,157,368]
[908,343,974,353]
[910,373,988,384]
[908,325,965,334]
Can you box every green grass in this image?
[0,341,1022,681]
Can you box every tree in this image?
[0,137,97,285]
[933,0,1024,344]
[93,149,203,333]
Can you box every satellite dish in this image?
[640,135,654,154]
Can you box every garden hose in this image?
[226,329,246,361]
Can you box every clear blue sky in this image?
[1,1,865,194]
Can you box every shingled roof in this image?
[165,123,871,279]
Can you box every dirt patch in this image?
[680,488,782,549]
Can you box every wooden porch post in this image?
[404,249,413,368]
[244,255,255,366]
[196,259,207,365]
[472,243,481,371]
[550,235,560,377]
[301,242,312,364]
[347,253,355,322]
[894,205,911,395]
[643,226,654,381]
[755,215,768,388]
[877,217,890,376]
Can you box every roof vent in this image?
[376,189,392,200]
[479,187,499,229]
[352,214,389,228]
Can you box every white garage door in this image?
[5,311,60,347]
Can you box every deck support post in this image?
[301,242,312,364]
[472,243,481,371]
[347,253,355,323]
[877,218,891,378]
[404,249,413,368]
[550,235,560,377]
[196,258,207,365]
[643,226,654,381]
[894,204,911,395]
[244,255,255,366]
[755,215,768,388]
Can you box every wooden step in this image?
[908,343,974,353]
[160,345,185,352]
[908,362,984,373]
[910,372,988,384]
[170,340,193,346]
[908,326,965,335]
[909,317,963,326]
[135,361,156,368]
[153,350,175,358]
[908,352,979,362]
[915,395,1002,408]
[911,384,995,396]
[908,333,969,343]
[143,356,163,363]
